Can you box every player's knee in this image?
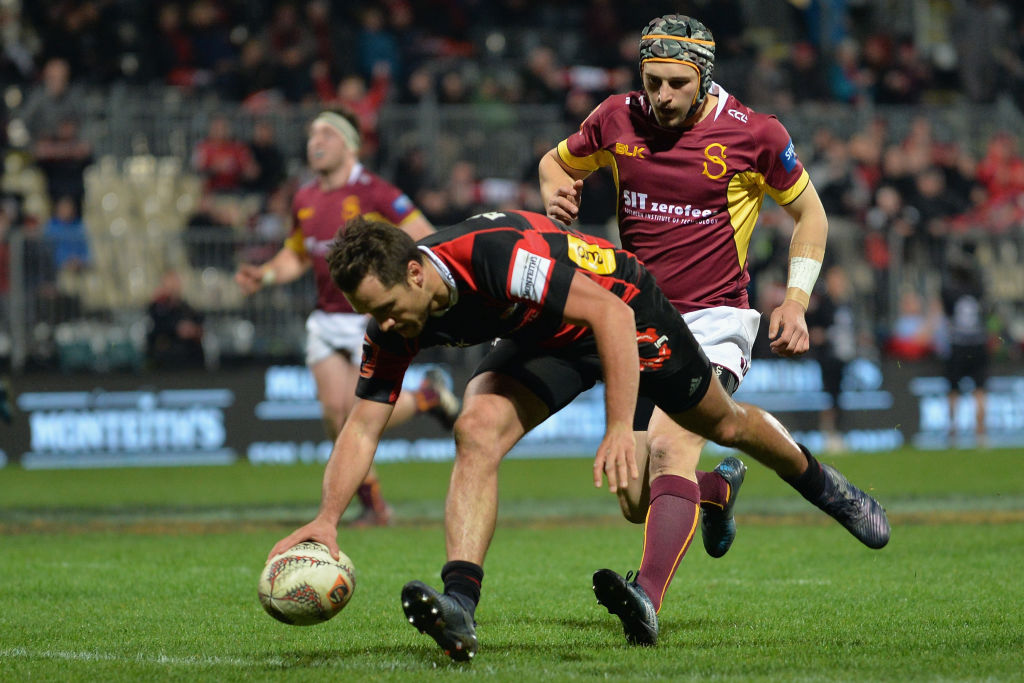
[706,417,741,448]
[452,408,505,461]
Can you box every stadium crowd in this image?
[2,0,1024,371]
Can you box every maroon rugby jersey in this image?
[356,211,648,404]
[557,84,809,313]
[286,164,422,313]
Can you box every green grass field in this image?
[2,448,1023,681]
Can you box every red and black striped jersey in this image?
[357,210,648,404]
[557,84,809,313]
[286,164,423,313]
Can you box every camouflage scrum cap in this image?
[639,14,715,119]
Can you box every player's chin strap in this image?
[785,242,825,310]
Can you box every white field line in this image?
[0,647,282,668]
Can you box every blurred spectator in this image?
[151,3,195,87]
[356,5,400,82]
[19,57,85,141]
[807,265,858,452]
[952,0,1012,103]
[863,184,915,322]
[941,255,990,444]
[975,131,1024,202]
[827,38,871,104]
[146,270,204,370]
[191,116,258,194]
[43,195,89,273]
[183,0,238,93]
[885,289,941,360]
[330,71,390,160]
[0,202,13,322]
[394,146,431,203]
[245,120,286,194]
[785,42,831,103]
[0,0,41,85]
[185,193,242,271]
[519,46,565,105]
[33,116,93,208]
[904,167,966,266]
[234,38,280,104]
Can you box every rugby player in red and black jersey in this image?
[540,14,888,645]
[235,109,458,527]
[268,210,888,660]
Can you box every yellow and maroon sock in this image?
[636,475,701,613]
[697,469,729,508]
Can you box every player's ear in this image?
[407,260,424,288]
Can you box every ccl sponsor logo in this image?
[567,234,617,275]
[623,190,713,220]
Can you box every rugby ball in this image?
[258,541,356,625]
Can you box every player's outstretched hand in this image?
[546,179,584,226]
[268,518,341,561]
[768,299,810,356]
[593,423,638,493]
[235,263,264,295]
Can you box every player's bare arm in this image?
[269,397,393,560]
[769,181,828,356]
[539,149,588,226]
[560,271,641,492]
[398,213,435,241]
[235,245,311,294]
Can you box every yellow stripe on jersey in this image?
[284,228,305,255]
[557,140,614,173]
[727,171,768,270]
[727,168,810,269]
[767,168,809,206]
[396,209,424,226]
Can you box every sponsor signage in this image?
[2,358,1021,469]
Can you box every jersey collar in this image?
[418,246,459,316]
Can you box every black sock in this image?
[442,560,483,617]
[782,444,826,502]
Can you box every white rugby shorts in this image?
[305,310,369,367]
[681,306,762,385]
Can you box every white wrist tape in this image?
[786,256,822,308]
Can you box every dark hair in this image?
[327,216,421,293]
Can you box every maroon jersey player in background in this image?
[540,14,884,645]
[235,109,459,526]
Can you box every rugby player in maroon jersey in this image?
[235,109,459,527]
[268,211,888,660]
[539,14,886,644]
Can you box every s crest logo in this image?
[342,195,361,221]
[702,143,728,180]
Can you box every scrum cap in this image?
[639,14,716,119]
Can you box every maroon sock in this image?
[636,475,701,613]
[697,469,729,508]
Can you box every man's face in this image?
[307,120,350,173]
[346,267,430,338]
[641,61,700,128]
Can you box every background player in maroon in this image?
[268,212,889,660]
[235,108,458,526]
[539,14,875,641]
